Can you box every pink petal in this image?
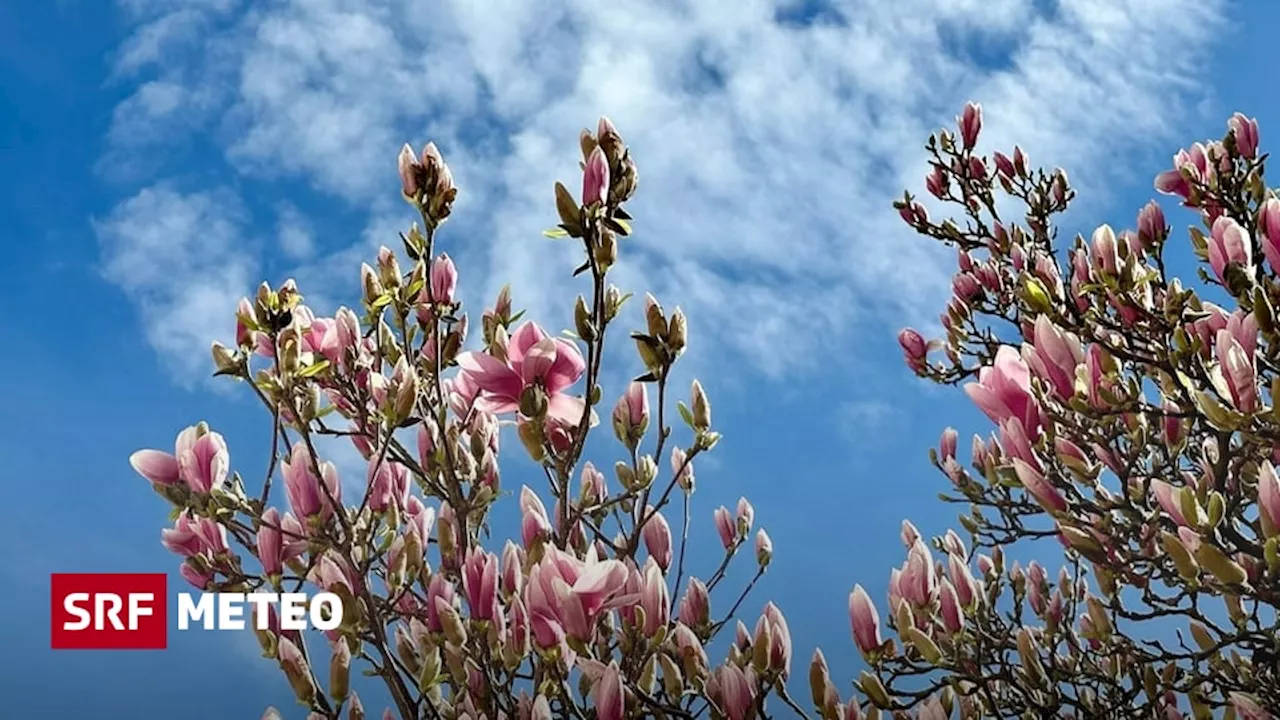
[456,352,523,401]
[543,338,587,394]
[130,450,180,485]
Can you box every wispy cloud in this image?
[95,185,257,384]
[99,0,1225,391]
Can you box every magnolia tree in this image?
[127,105,1279,719]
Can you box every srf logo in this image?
[51,573,168,649]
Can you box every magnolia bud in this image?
[330,639,352,702]
[574,295,596,342]
[377,246,402,289]
[690,380,711,432]
[635,455,657,490]
[858,671,891,709]
[668,308,687,355]
[211,342,242,376]
[278,638,318,706]
[645,294,668,340]
[755,529,773,569]
[635,336,662,372]
[361,263,384,306]
[438,601,468,646]
[594,229,618,268]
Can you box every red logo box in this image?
[50,573,168,650]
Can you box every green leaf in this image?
[371,293,394,310]
[677,401,694,428]
[604,216,632,236]
[297,360,331,378]
[561,329,581,340]
[400,231,421,261]
[613,207,633,221]
[542,227,570,238]
[403,277,425,303]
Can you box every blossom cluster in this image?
[131,103,1280,719]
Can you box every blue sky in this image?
[1,0,1276,717]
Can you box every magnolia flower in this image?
[130,423,229,495]
[964,346,1042,438]
[456,322,587,425]
[848,584,882,655]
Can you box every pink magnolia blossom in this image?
[583,147,610,207]
[958,102,982,150]
[611,381,649,445]
[754,602,792,677]
[130,424,229,495]
[519,486,553,548]
[367,458,411,513]
[641,508,673,571]
[130,449,180,487]
[1257,463,1280,534]
[281,444,341,525]
[736,497,755,533]
[1228,112,1260,159]
[900,520,920,548]
[1012,458,1068,514]
[713,506,735,549]
[898,328,928,370]
[525,546,632,657]
[462,547,499,621]
[938,579,964,633]
[1260,198,1280,271]
[678,578,711,629]
[900,540,937,607]
[964,346,1042,438]
[1024,316,1084,400]
[755,528,773,567]
[1215,326,1259,413]
[638,558,669,637]
[579,462,607,506]
[1229,692,1274,720]
[429,253,457,305]
[456,322,587,425]
[1155,143,1211,201]
[1207,216,1253,284]
[257,508,284,578]
[592,661,624,720]
[424,573,457,632]
[707,664,756,720]
[848,584,882,655]
[180,562,213,590]
[162,511,229,559]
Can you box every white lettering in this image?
[218,593,246,630]
[247,593,278,630]
[177,593,216,630]
[63,593,91,631]
[279,593,308,631]
[97,593,124,630]
[173,592,343,631]
[127,593,154,630]
[62,592,157,632]
[310,593,341,631]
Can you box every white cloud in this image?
[274,202,315,260]
[95,185,257,384]
[101,0,1225,387]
